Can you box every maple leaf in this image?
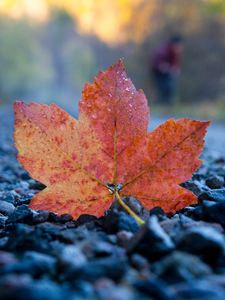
[14,60,210,221]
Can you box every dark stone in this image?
[206,176,224,189]
[160,214,224,241]
[57,228,78,243]
[130,254,149,270]
[152,251,212,284]
[150,207,167,221]
[103,210,139,234]
[28,180,46,190]
[173,280,225,300]
[177,226,225,266]
[7,204,34,224]
[134,278,174,300]
[126,216,174,261]
[49,213,73,223]
[48,212,59,222]
[187,205,204,220]
[63,255,128,282]
[123,197,143,214]
[0,251,56,278]
[70,280,93,297]
[35,222,65,238]
[58,213,73,223]
[32,210,50,224]
[74,214,98,227]
[0,251,17,267]
[159,215,195,240]
[3,223,51,253]
[0,279,71,300]
[80,239,123,259]
[181,180,207,196]
[4,222,34,237]
[198,188,225,203]
[94,279,136,300]
[17,194,33,205]
[0,216,7,229]
[202,201,225,227]
[57,245,87,269]
[202,200,216,209]
[117,230,133,247]
[0,191,17,205]
[0,201,15,216]
[0,237,8,248]
[23,251,56,275]
[20,170,31,180]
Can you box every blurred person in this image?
[151,35,184,104]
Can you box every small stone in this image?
[160,215,194,239]
[177,226,225,266]
[58,214,73,223]
[130,254,149,270]
[4,223,51,253]
[20,170,31,180]
[198,188,225,203]
[32,210,50,224]
[0,191,17,205]
[123,196,144,215]
[74,214,98,227]
[58,245,87,269]
[0,216,7,229]
[187,205,204,220]
[206,176,224,189]
[0,201,15,216]
[134,278,174,300]
[7,205,33,224]
[49,213,73,223]
[71,280,94,297]
[94,279,134,300]
[150,207,167,221]
[57,228,78,243]
[181,180,207,196]
[23,251,56,274]
[202,201,225,227]
[48,212,60,222]
[17,194,33,205]
[0,279,71,300]
[126,216,174,260]
[0,251,17,267]
[28,180,46,190]
[81,239,123,259]
[64,255,128,282]
[152,251,212,284]
[117,230,133,247]
[173,279,225,300]
[103,210,139,234]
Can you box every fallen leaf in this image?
[14,60,210,219]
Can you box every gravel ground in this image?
[0,105,225,300]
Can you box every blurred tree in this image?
[0,17,54,103]
[0,0,225,108]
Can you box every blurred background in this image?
[0,0,225,120]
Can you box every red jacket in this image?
[151,42,181,73]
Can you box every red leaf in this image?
[14,60,210,218]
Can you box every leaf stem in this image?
[115,191,145,226]
[113,120,117,185]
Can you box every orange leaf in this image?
[14,60,210,219]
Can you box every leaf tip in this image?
[14,100,25,111]
[112,58,125,72]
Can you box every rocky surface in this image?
[0,106,225,299]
